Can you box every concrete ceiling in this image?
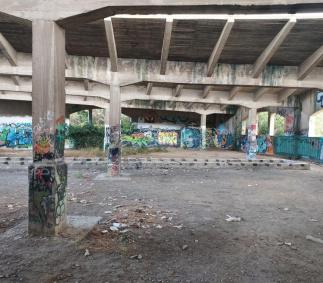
[1,16,323,67]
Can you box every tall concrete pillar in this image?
[104,106,110,152]
[200,114,207,149]
[268,112,276,136]
[29,21,67,235]
[247,108,257,160]
[88,109,93,125]
[108,72,121,176]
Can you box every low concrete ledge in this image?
[0,156,310,170]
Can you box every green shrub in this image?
[67,125,104,149]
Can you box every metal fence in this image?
[274,136,323,163]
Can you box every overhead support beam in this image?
[160,17,173,75]
[0,33,20,85]
[104,18,118,72]
[84,79,91,91]
[207,17,235,77]
[185,102,193,109]
[0,33,17,66]
[220,104,227,111]
[298,45,323,80]
[173,84,183,97]
[278,88,299,102]
[228,86,242,100]
[146,82,153,96]
[202,86,213,99]
[254,87,271,102]
[251,18,296,78]
[203,104,210,111]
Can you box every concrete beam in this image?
[220,104,227,111]
[202,86,213,99]
[160,18,173,75]
[207,17,235,77]
[173,84,183,97]
[254,87,271,102]
[146,82,153,95]
[278,88,298,102]
[0,33,17,66]
[104,18,118,72]
[228,86,243,100]
[252,18,296,78]
[2,54,323,89]
[84,79,91,91]
[298,45,323,80]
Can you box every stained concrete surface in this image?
[0,165,323,282]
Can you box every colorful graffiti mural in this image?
[257,135,274,155]
[121,129,180,148]
[181,127,201,149]
[157,131,178,146]
[277,108,295,135]
[0,123,32,148]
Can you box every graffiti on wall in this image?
[317,92,323,108]
[181,128,201,148]
[257,135,274,155]
[157,131,179,146]
[239,134,274,155]
[28,163,67,232]
[122,129,180,148]
[0,123,32,148]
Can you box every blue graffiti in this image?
[317,92,323,108]
[0,123,32,148]
[181,128,201,148]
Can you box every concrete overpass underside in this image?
[1,0,323,235]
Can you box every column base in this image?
[108,147,121,176]
[28,162,67,236]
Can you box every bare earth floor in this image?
[0,163,323,282]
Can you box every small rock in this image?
[110,226,119,232]
[101,230,108,234]
[130,254,143,260]
[84,249,90,256]
[283,208,289,211]
[182,245,189,251]
[309,219,319,222]
[104,211,112,214]
[7,204,13,209]
[225,215,242,222]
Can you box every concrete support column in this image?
[88,109,93,125]
[108,72,121,176]
[104,106,110,152]
[200,114,207,149]
[247,108,258,160]
[29,21,67,235]
[268,112,276,136]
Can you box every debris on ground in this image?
[225,215,242,222]
[283,208,289,211]
[309,219,319,222]
[182,245,189,250]
[84,249,90,256]
[130,254,143,260]
[306,235,323,245]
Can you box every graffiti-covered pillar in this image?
[246,108,258,160]
[200,114,207,149]
[268,112,276,136]
[88,109,93,126]
[107,72,121,176]
[104,106,110,152]
[29,21,67,235]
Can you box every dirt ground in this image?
[0,147,280,160]
[0,156,323,282]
